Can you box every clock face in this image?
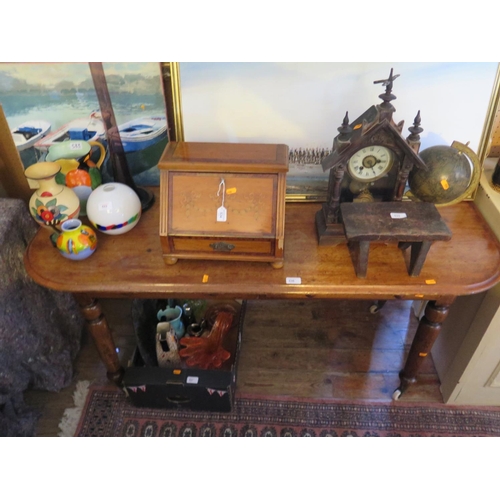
[347,145,394,182]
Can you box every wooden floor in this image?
[24,298,443,436]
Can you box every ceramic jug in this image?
[24,162,80,231]
[157,303,185,340]
[47,140,106,216]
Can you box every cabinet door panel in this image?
[169,172,277,236]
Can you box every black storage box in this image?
[123,300,245,412]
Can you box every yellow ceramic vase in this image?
[56,219,98,260]
[24,162,80,231]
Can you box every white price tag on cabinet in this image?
[216,178,227,221]
[216,206,227,222]
[390,212,407,219]
[286,277,302,285]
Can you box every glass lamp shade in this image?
[86,182,142,235]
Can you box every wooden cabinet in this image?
[158,142,289,267]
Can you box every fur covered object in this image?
[0,198,85,436]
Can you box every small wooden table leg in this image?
[408,241,432,277]
[395,296,455,399]
[348,240,370,278]
[75,293,124,385]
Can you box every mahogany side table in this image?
[24,188,500,400]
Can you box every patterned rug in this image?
[75,386,500,437]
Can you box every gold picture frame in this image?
[177,62,500,203]
[0,62,184,199]
[2,62,500,204]
[160,62,185,143]
[480,64,500,162]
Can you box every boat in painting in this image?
[11,120,51,151]
[34,111,106,152]
[118,116,167,153]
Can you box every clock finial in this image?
[335,111,352,151]
[407,110,424,153]
[374,68,399,118]
[408,111,423,139]
[337,112,352,137]
[374,68,400,93]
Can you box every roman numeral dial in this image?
[347,145,394,182]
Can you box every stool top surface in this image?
[341,202,452,241]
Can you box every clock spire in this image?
[407,110,424,153]
[337,111,352,142]
[337,112,352,137]
[374,68,399,121]
[335,111,352,151]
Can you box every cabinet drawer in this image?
[172,237,273,255]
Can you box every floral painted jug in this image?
[56,219,97,260]
[46,140,106,216]
[24,162,80,231]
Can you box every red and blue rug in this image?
[75,386,500,437]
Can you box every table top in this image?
[24,188,500,301]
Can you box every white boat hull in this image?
[11,120,51,151]
[118,116,167,153]
[35,113,105,152]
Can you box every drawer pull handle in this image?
[210,242,235,252]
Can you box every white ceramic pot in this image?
[86,182,141,235]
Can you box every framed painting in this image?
[179,62,500,201]
[484,68,500,159]
[0,62,183,200]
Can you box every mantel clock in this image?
[316,69,428,245]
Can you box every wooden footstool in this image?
[340,202,452,278]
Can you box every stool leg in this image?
[408,241,432,276]
[348,240,370,278]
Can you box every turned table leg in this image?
[394,296,455,400]
[75,293,124,385]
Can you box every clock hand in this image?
[362,155,382,168]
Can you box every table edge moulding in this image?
[24,187,500,399]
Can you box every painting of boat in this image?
[118,116,167,153]
[11,120,51,151]
[34,111,105,152]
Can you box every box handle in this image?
[209,242,235,252]
[166,395,191,404]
